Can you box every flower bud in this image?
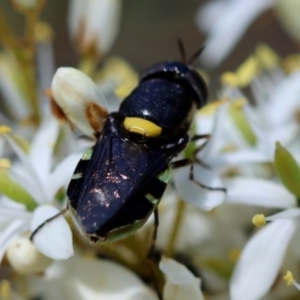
[51,67,108,137]
[68,0,121,57]
[7,234,52,275]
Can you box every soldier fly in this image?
[31,43,224,253]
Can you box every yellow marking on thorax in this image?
[124,117,162,137]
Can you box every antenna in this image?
[187,46,205,65]
[177,38,186,63]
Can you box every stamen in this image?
[283,270,294,286]
[0,280,11,300]
[0,159,11,169]
[252,214,266,227]
[0,126,11,134]
[255,44,279,70]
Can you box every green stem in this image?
[21,7,44,124]
[165,199,186,257]
[0,7,19,51]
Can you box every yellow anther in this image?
[0,280,11,300]
[115,85,134,99]
[222,144,238,153]
[124,117,162,137]
[255,44,279,70]
[99,57,138,99]
[0,125,11,134]
[252,214,266,227]
[35,22,54,42]
[228,248,241,262]
[284,270,294,286]
[0,159,11,169]
[199,98,228,115]
[232,98,248,109]
[221,72,240,87]
[236,56,259,87]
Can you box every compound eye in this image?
[123,117,162,137]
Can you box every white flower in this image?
[178,100,296,210]
[196,0,300,68]
[0,53,30,120]
[68,0,121,56]
[196,0,273,67]
[230,212,298,300]
[210,62,300,174]
[28,255,157,300]
[188,50,300,210]
[0,117,82,260]
[173,104,228,211]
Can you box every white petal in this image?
[265,207,300,221]
[31,205,73,260]
[3,134,48,201]
[198,0,273,67]
[29,116,59,185]
[0,219,29,262]
[9,170,46,204]
[51,67,108,137]
[225,177,296,208]
[0,56,30,119]
[173,164,225,210]
[211,150,270,168]
[267,70,300,127]
[0,196,27,210]
[0,204,30,223]
[196,1,228,33]
[48,152,83,200]
[230,219,296,300]
[160,257,204,300]
[268,122,298,147]
[243,104,274,157]
[64,257,156,300]
[197,104,228,160]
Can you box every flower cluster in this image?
[0,1,300,300]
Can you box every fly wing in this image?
[69,133,170,234]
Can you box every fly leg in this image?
[147,208,163,300]
[191,134,212,169]
[171,158,226,192]
[147,208,159,259]
[30,207,68,241]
